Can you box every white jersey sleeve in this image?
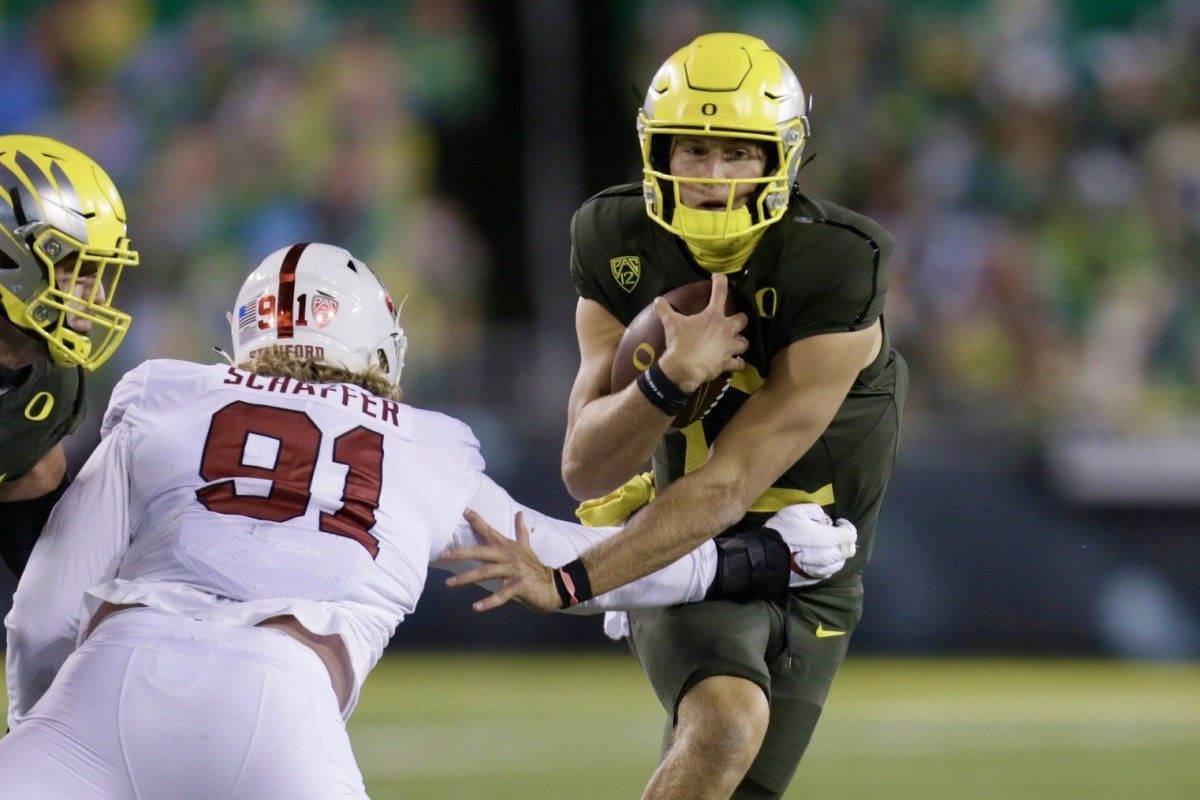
[433,472,717,611]
[6,423,134,728]
[100,360,151,438]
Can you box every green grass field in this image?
[347,653,1200,799]
[5,653,1199,798]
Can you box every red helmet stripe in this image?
[277,242,309,339]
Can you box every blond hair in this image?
[238,347,402,401]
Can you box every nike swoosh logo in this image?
[815,623,845,638]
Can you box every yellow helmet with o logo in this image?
[0,135,139,371]
[639,33,809,247]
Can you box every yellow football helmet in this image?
[639,33,809,247]
[0,135,138,370]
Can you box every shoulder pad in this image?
[572,184,648,254]
[788,193,894,257]
[101,361,153,437]
[581,182,643,206]
[407,407,485,473]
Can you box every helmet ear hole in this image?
[762,147,780,177]
[376,349,390,375]
[649,135,672,173]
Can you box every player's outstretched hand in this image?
[765,503,858,587]
[442,510,561,613]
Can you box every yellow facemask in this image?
[671,205,765,273]
[0,134,138,371]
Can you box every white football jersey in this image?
[6,360,715,725]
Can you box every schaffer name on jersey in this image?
[218,366,402,428]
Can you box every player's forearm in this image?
[439,472,717,610]
[580,466,752,596]
[572,542,716,611]
[524,507,717,612]
[561,382,674,500]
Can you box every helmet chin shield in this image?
[639,33,809,244]
[0,135,139,371]
[231,242,407,387]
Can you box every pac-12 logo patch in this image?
[610,256,641,293]
[312,293,339,328]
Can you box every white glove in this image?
[764,503,857,587]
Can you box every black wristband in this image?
[636,361,689,415]
[552,558,595,609]
[706,528,791,603]
[0,472,70,578]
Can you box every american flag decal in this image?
[236,301,258,346]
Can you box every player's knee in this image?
[674,675,770,764]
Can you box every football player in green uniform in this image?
[0,135,138,577]
[452,33,907,799]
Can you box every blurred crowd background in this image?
[2,0,1198,659]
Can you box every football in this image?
[611,281,736,428]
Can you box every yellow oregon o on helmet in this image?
[0,135,138,371]
[639,33,809,247]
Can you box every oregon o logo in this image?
[756,287,778,319]
[633,343,656,371]
[25,391,54,422]
[701,103,717,116]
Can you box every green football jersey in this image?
[0,361,86,483]
[569,185,907,571]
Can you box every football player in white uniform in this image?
[0,242,855,799]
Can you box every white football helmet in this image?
[230,243,407,385]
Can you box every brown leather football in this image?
[611,281,736,428]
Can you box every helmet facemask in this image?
[10,223,136,368]
[0,135,138,371]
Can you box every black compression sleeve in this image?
[0,472,70,578]
[706,528,791,603]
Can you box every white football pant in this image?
[0,608,367,799]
